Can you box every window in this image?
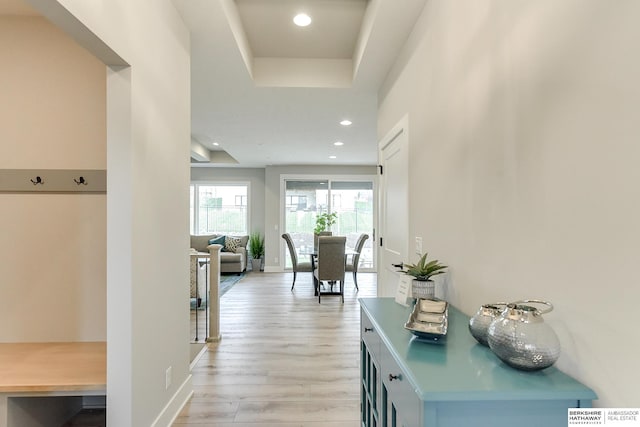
[286,195,308,211]
[283,178,374,270]
[190,183,249,235]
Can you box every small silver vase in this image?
[468,303,507,346]
[487,300,561,371]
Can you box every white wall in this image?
[0,16,106,342]
[24,1,192,426]
[379,0,640,407]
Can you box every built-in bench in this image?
[0,342,106,427]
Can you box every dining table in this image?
[300,248,359,296]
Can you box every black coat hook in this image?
[30,176,44,185]
[74,176,87,185]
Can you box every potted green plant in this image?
[248,232,265,272]
[314,212,337,234]
[402,252,447,299]
[313,212,338,250]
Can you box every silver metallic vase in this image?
[487,300,561,371]
[468,303,507,346]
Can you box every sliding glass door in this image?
[329,181,374,269]
[283,178,375,270]
[284,180,327,256]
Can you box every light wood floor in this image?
[174,271,377,426]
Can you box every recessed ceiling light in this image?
[293,13,312,27]
[340,120,352,126]
[334,141,344,146]
[329,155,337,159]
[213,142,219,146]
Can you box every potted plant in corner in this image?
[402,252,447,299]
[249,232,265,272]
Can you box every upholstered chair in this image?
[314,236,346,303]
[313,231,332,251]
[345,233,369,290]
[282,233,313,290]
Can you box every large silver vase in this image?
[487,300,561,371]
[468,303,507,346]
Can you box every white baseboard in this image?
[150,374,193,427]
[189,346,208,371]
[263,266,283,273]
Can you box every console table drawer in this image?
[361,308,380,361]
[381,344,420,427]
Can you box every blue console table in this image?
[359,298,597,427]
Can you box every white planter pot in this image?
[251,258,262,272]
[412,280,435,299]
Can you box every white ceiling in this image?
[5,0,427,168]
[175,0,426,168]
[236,0,367,59]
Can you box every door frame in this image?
[377,115,410,296]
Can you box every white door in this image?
[378,117,409,297]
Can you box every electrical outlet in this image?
[165,366,172,390]
[274,257,278,264]
[415,237,423,255]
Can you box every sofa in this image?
[190,234,249,274]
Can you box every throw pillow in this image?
[208,235,225,248]
[224,236,241,253]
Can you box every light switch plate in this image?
[165,366,172,390]
[415,237,423,255]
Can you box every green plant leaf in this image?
[424,260,439,269]
[249,232,265,259]
[314,212,338,234]
[401,252,447,280]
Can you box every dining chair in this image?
[313,231,332,251]
[345,233,369,291]
[314,236,346,303]
[282,233,313,290]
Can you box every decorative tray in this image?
[404,299,448,344]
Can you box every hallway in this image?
[174,272,377,426]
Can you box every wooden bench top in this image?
[0,342,106,393]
